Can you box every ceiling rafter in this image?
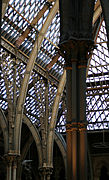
[7,2,59,49]
[15,0,55,47]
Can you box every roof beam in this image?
[93,4,102,24]
[94,0,100,10]
[46,53,60,71]
[7,3,58,49]
[23,114,43,167]
[1,37,59,87]
[15,0,55,47]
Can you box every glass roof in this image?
[1,0,109,133]
[87,21,109,130]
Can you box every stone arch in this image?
[93,156,109,180]
[0,108,8,153]
[22,115,67,175]
[54,131,67,176]
[23,114,43,168]
[17,134,34,180]
[47,70,66,167]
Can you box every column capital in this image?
[59,39,94,67]
[66,122,78,132]
[79,122,88,133]
[66,121,87,132]
[39,165,53,178]
[4,152,20,164]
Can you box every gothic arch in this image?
[54,131,67,173]
[23,114,67,173]
[47,70,66,166]
[17,134,34,180]
[0,108,8,153]
[23,114,43,167]
[93,157,109,180]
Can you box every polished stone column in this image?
[13,160,17,180]
[5,154,18,180]
[60,40,93,180]
[7,161,12,180]
[78,65,87,180]
[79,125,87,180]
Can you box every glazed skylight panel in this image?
[0,49,26,106]
[2,0,50,56]
[0,69,8,110]
[86,21,109,130]
[45,12,60,45]
[2,0,64,79]
[9,0,46,23]
[24,72,58,125]
[44,12,64,77]
[48,84,57,108]
[24,72,46,124]
[48,84,57,122]
[37,40,55,68]
[56,96,66,133]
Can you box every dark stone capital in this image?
[39,166,53,178]
[4,153,20,167]
[59,40,94,67]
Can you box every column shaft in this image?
[78,67,87,180]
[7,163,12,180]
[71,129,78,180]
[5,155,18,180]
[66,61,88,180]
[79,129,87,180]
[66,131,72,180]
[13,163,17,180]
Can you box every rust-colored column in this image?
[71,127,78,180]
[66,129,72,180]
[79,125,87,180]
[77,65,88,180]
[66,66,74,180]
[59,0,95,177]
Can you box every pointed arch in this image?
[47,70,66,166]
[23,114,42,167]
[0,108,8,153]
[54,131,67,172]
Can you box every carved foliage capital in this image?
[39,166,53,176]
[66,121,87,132]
